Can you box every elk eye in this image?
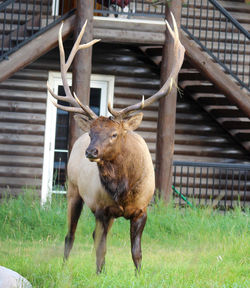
[112,133,117,139]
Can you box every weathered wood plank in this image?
[0,177,42,187]
[174,134,234,147]
[0,133,44,146]
[115,76,160,89]
[0,89,46,102]
[94,28,165,45]
[114,86,159,99]
[114,97,159,109]
[93,63,158,78]
[0,166,42,178]
[93,16,166,33]
[0,144,44,156]
[0,101,46,113]
[0,122,45,135]
[0,155,43,167]
[0,79,47,92]
[0,187,41,198]
[11,69,48,81]
[0,112,45,124]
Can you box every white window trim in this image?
[41,72,115,204]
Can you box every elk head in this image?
[47,15,185,163]
[82,114,143,162]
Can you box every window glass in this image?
[52,86,102,192]
[90,88,101,116]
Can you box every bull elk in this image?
[47,14,185,274]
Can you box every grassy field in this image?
[0,192,249,288]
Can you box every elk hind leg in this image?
[64,182,83,261]
[130,212,147,273]
[94,216,114,274]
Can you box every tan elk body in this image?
[47,15,185,274]
[68,126,154,218]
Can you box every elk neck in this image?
[96,132,139,204]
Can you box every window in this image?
[41,72,114,203]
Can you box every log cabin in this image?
[0,0,249,209]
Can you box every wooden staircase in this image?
[141,0,250,155]
[181,0,250,90]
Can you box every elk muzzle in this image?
[85,146,100,162]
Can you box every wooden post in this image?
[155,1,182,203]
[69,0,94,152]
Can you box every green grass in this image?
[0,192,249,288]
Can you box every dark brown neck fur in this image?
[97,155,129,202]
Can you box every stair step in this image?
[183,84,221,94]
[182,22,250,34]
[209,108,246,118]
[196,97,232,106]
[3,3,51,15]
[219,1,250,14]
[222,120,250,130]
[0,23,20,33]
[235,133,250,142]
[186,30,250,45]
[182,8,250,26]
[182,0,250,14]
[179,70,206,82]
[205,45,250,56]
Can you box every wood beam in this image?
[69,0,94,152]
[93,16,165,45]
[155,2,182,203]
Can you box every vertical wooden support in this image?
[69,0,94,152]
[155,1,182,203]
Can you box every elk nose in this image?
[85,147,99,159]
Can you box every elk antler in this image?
[47,20,100,120]
[108,12,185,119]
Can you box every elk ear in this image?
[123,113,143,131]
[74,114,92,132]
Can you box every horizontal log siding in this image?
[0,67,47,196]
[0,41,249,197]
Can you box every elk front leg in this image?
[94,216,114,274]
[130,212,147,273]
[64,182,83,261]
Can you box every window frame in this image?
[41,72,114,203]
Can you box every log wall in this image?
[0,41,249,199]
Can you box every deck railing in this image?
[0,0,74,61]
[181,0,250,92]
[93,0,165,18]
[173,161,250,210]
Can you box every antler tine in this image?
[57,22,76,107]
[47,21,100,120]
[108,13,185,119]
[65,20,101,71]
[49,95,86,114]
[73,92,98,119]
